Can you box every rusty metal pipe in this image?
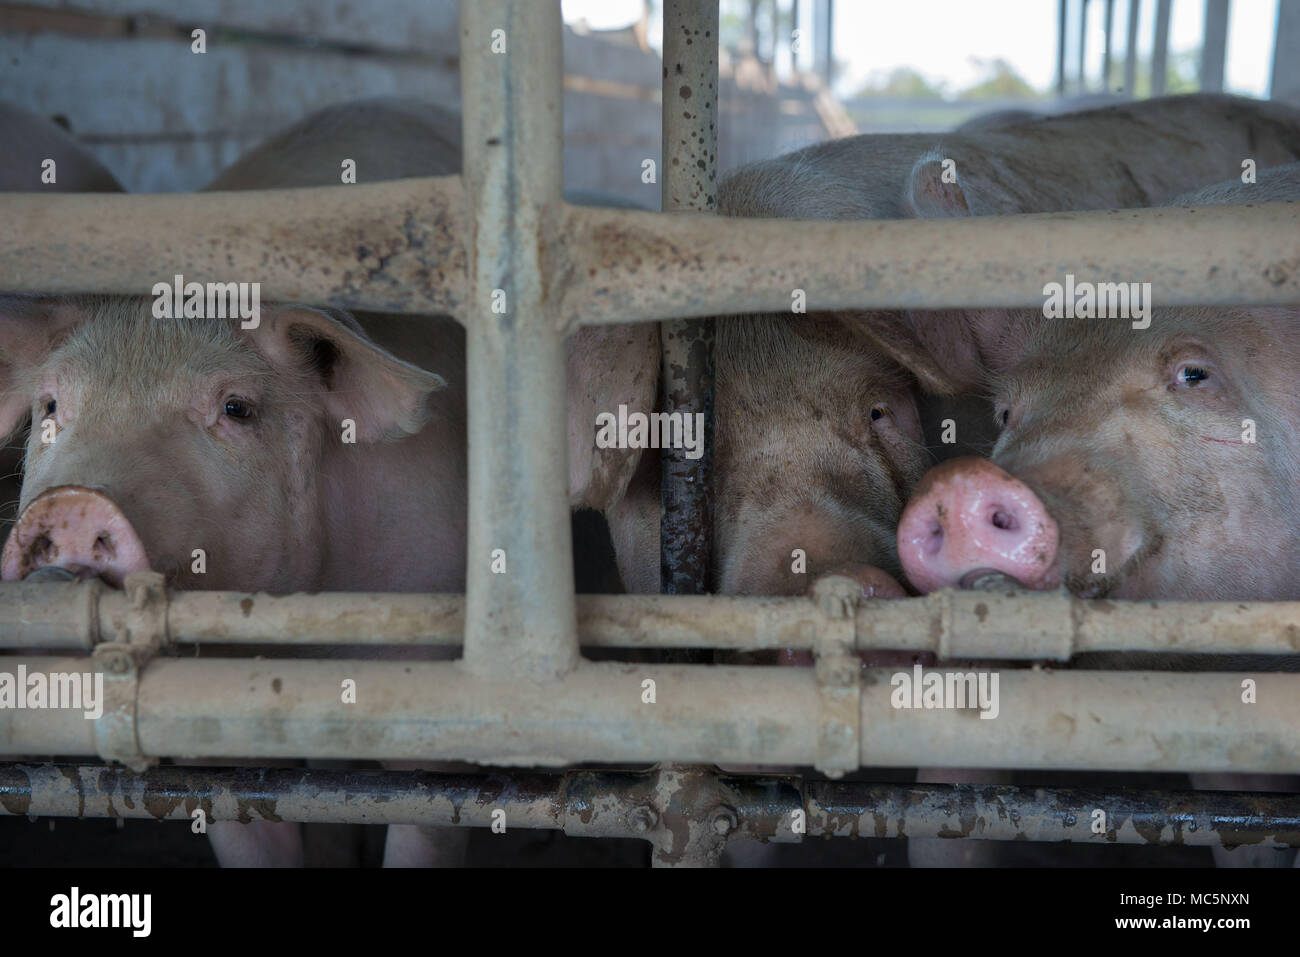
[0,180,468,314]
[4,197,1293,329]
[3,764,1295,850]
[555,201,1300,328]
[659,0,719,597]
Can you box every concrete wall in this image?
[0,0,845,201]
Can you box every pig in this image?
[0,99,469,867]
[891,163,1300,866]
[0,294,466,868]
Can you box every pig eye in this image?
[1176,365,1211,387]
[870,406,885,422]
[223,397,254,420]
[43,399,56,416]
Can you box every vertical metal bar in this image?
[1152,0,1171,94]
[825,0,834,86]
[765,0,778,65]
[1269,0,1300,105]
[1103,0,1116,89]
[660,0,719,597]
[813,0,833,86]
[460,0,579,680]
[1057,0,1069,97]
[1123,0,1141,94]
[1078,0,1090,91]
[1200,0,1229,92]
[791,0,802,73]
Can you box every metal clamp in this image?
[91,571,168,773]
[810,575,862,778]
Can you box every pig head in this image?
[0,295,454,593]
[893,164,1300,601]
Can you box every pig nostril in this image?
[921,521,944,557]
[989,508,1018,532]
[31,534,54,563]
[94,533,114,559]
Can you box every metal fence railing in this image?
[1,0,1298,865]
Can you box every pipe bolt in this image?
[626,804,658,833]
[710,804,738,836]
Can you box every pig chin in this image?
[1058,524,1150,599]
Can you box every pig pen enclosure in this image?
[1,0,1299,869]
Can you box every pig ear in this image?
[566,323,660,509]
[907,308,1030,380]
[833,311,977,395]
[252,306,445,443]
[904,149,973,219]
[0,297,87,439]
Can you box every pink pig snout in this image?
[1,486,151,587]
[897,457,1060,594]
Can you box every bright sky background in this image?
[563,0,1283,98]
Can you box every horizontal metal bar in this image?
[3,764,1295,849]
[556,202,1300,327]
[0,179,468,315]
[807,780,1300,848]
[2,194,1295,324]
[3,659,1298,773]
[3,583,1297,661]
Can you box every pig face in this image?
[897,305,1300,600]
[0,296,443,592]
[711,315,928,596]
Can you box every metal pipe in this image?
[2,195,1295,328]
[0,180,468,314]
[1057,0,1069,97]
[660,0,719,597]
[1273,0,1300,105]
[1152,0,1171,95]
[1102,0,1115,89]
[458,0,579,680]
[805,780,1300,848]
[1123,0,1141,95]
[1200,0,1230,93]
[557,201,1300,327]
[1078,0,1090,91]
[3,764,1297,849]
[4,658,1300,773]
[5,584,1300,661]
